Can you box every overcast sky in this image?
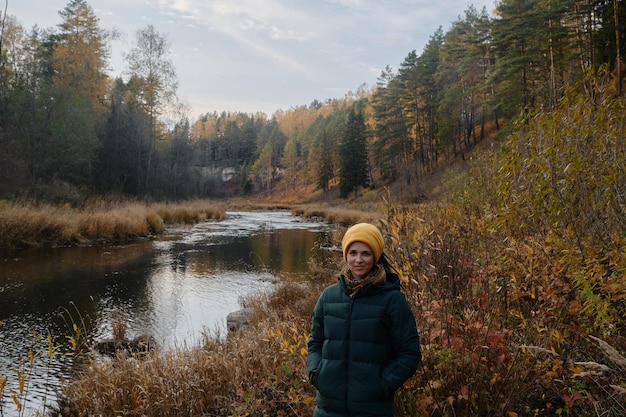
[8,0,496,119]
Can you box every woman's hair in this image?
[379,252,398,274]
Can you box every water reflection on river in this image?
[0,211,332,416]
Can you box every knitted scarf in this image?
[343,264,387,298]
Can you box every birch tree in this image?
[124,25,178,189]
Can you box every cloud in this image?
[154,0,315,74]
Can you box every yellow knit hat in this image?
[341,223,384,263]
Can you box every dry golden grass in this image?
[111,309,129,341]
[75,204,152,240]
[0,199,226,249]
[0,201,74,247]
[0,195,383,249]
[226,197,293,211]
[291,203,381,225]
[151,200,227,224]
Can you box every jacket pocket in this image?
[308,370,318,387]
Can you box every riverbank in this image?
[0,199,228,250]
[0,198,384,251]
[57,279,325,416]
[1,209,330,417]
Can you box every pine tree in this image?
[339,107,369,198]
[436,6,491,156]
[372,67,401,183]
[316,131,333,193]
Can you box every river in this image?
[0,210,333,416]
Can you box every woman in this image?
[307,223,421,417]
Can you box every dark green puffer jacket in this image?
[307,270,421,417]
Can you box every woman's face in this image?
[346,241,375,279]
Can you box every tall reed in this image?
[0,199,226,249]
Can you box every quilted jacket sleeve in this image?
[380,290,421,394]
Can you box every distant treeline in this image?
[0,0,623,202]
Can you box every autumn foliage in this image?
[385,78,626,416]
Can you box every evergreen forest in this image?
[0,0,622,202]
